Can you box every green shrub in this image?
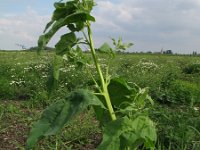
[0,78,15,99]
[183,63,200,74]
[151,105,200,150]
[156,79,200,105]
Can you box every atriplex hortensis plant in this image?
[26,0,157,149]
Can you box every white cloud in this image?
[93,0,200,53]
[92,0,142,47]
[1,0,200,53]
[0,7,50,50]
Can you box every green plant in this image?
[182,63,200,74]
[0,104,4,121]
[156,75,200,105]
[26,0,156,149]
[151,105,200,150]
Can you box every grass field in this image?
[0,50,200,149]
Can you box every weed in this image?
[26,1,156,150]
[183,63,200,74]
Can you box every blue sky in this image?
[0,0,200,54]
[0,0,53,15]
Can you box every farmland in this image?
[0,50,200,149]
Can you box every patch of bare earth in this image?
[0,100,102,150]
[0,101,31,150]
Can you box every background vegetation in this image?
[0,50,200,149]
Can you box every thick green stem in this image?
[87,22,116,121]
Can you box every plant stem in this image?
[86,22,116,121]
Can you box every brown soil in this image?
[0,100,102,150]
[0,101,30,150]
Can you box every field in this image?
[0,50,200,150]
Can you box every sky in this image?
[0,0,200,54]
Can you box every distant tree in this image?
[28,46,54,51]
[146,51,152,54]
[164,50,173,54]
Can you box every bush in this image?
[0,78,15,99]
[156,79,200,105]
[183,63,200,74]
[152,105,200,150]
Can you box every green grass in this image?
[0,51,200,149]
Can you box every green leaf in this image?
[98,42,113,54]
[119,43,134,51]
[26,100,68,150]
[38,12,95,53]
[93,95,111,125]
[38,18,67,53]
[108,78,154,113]
[52,2,76,21]
[120,116,157,149]
[43,20,54,33]
[67,22,85,32]
[78,0,95,12]
[66,12,95,23]
[55,32,77,55]
[134,87,154,107]
[120,131,143,149]
[111,37,133,51]
[98,117,123,150]
[46,55,63,96]
[108,77,135,109]
[46,69,56,97]
[38,0,96,53]
[98,116,157,150]
[26,89,106,150]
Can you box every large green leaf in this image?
[55,32,77,55]
[108,77,154,110]
[26,89,105,150]
[94,78,136,125]
[97,117,123,150]
[38,18,67,53]
[67,22,85,32]
[38,12,95,53]
[108,77,136,109]
[120,116,157,149]
[98,116,157,150]
[52,1,77,21]
[66,12,95,23]
[43,1,76,33]
[43,20,54,33]
[52,1,95,22]
[46,55,63,96]
[93,94,111,126]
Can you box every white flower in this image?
[24,67,32,71]
[137,60,158,71]
[63,54,68,61]
[42,75,48,78]
[193,107,199,111]
[10,81,16,85]
[59,68,67,73]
